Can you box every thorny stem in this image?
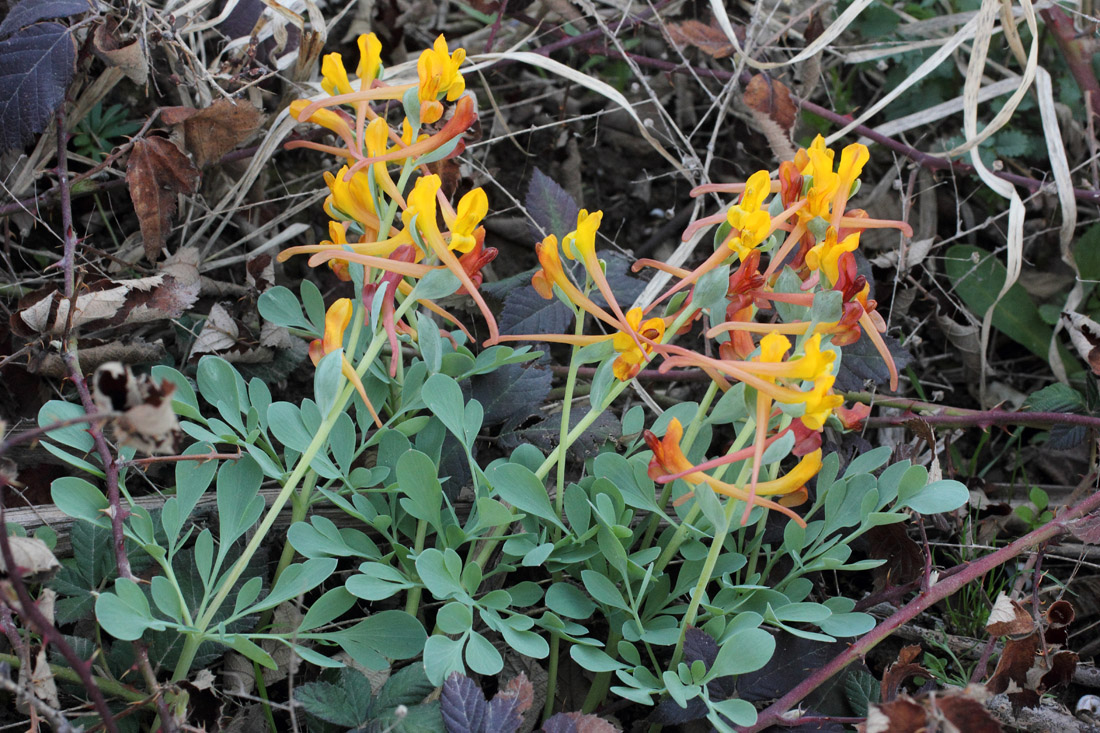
[53,106,176,731]
[744,487,1100,732]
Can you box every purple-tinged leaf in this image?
[484,694,524,733]
[526,168,580,242]
[683,627,718,667]
[499,285,574,337]
[0,0,90,38]
[0,22,76,151]
[832,330,911,392]
[471,363,552,426]
[441,672,487,733]
[541,711,618,733]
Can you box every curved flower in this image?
[726,170,773,261]
[831,143,870,229]
[643,418,810,527]
[356,33,383,89]
[321,53,354,96]
[612,308,666,381]
[446,188,489,254]
[418,35,466,124]
[805,227,860,286]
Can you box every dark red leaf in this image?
[986,633,1040,695]
[126,137,200,261]
[525,168,580,243]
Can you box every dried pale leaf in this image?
[92,362,181,455]
[92,22,148,85]
[162,98,264,168]
[191,303,240,357]
[986,592,1034,636]
[246,254,274,292]
[666,18,735,58]
[14,246,200,335]
[935,310,982,375]
[126,137,200,261]
[1065,513,1100,544]
[0,536,61,582]
[1060,311,1100,375]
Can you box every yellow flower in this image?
[418,35,466,124]
[785,333,835,382]
[356,33,383,89]
[562,210,602,261]
[612,308,666,381]
[830,143,870,228]
[308,299,381,427]
[757,332,790,370]
[324,166,378,230]
[321,53,354,96]
[448,188,488,254]
[404,174,443,244]
[288,99,355,145]
[801,375,844,430]
[725,170,773,261]
[805,227,860,286]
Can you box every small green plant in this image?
[71,102,141,162]
[1015,486,1054,531]
[922,634,976,688]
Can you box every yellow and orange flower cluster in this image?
[507,135,910,527]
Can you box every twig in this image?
[1040,6,1100,121]
[0,508,119,733]
[121,449,241,467]
[53,107,178,733]
[743,487,1100,732]
[0,661,76,733]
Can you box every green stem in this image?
[0,652,148,704]
[405,518,429,617]
[652,419,755,576]
[669,495,737,669]
[171,293,422,683]
[580,628,621,713]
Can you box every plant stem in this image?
[580,628,621,713]
[405,518,429,617]
[668,494,736,669]
[744,487,1100,732]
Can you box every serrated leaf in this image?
[832,329,912,392]
[294,667,374,727]
[0,0,88,38]
[470,362,552,425]
[125,136,200,260]
[441,671,488,733]
[525,168,580,242]
[0,22,75,151]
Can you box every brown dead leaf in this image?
[667,18,736,58]
[866,522,923,591]
[500,672,534,716]
[862,697,926,733]
[92,21,148,85]
[161,98,263,168]
[985,592,1035,637]
[13,247,200,336]
[881,645,930,702]
[1066,512,1100,544]
[1045,599,1075,628]
[1040,650,1078,690]
[92,362,181,455]
[986,633,1040,695]
[543,711,619,733]
[743,74,798,134]
[933,693,1003,732]
[127,137,200,261]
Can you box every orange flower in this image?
[612,308,666,381]
[643,418,810,527]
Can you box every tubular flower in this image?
[457,235,498,294]
[323,166,380,231]
[801,374,844,430]
[321,53,354,96]
[831,143,870,229]
[418,35,466,124]
[323,221,354,281]
[446,188,489,254]
[643,419,809,527]
[726,170,773,261]
[530,234,621,332]
[309,299,382,428]
[363,117,404,205]
[612,308,666,381]
[288,100,355,148]
[562,210,602,261]
[356,33,383,89]
[805,227,860,286]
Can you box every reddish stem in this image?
[744,487,1100,732]
[1040,6,1100,121]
